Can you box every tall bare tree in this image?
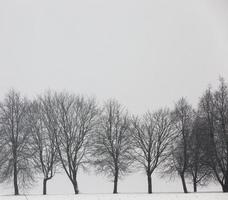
[91,100,133,194]
[199,78,228,192]
[0,90,34,195]
[164,98,194,193]
[55,93,98,194]
[131,109,175,193]
[27,92,59,195]
[186,113,212,192]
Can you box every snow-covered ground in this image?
[0,193,227,200]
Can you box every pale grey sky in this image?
[0,0,228,194]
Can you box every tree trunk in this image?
[224,142,228,193]
[71,171,79,194]
[180,174,188,193]
[147,173,152,194]
[222,175,228,192]
[73,181,79,194]
[13,162,19,195]
[193,175,197,192]
[222,185,228,192]
[193,179,197,192]
[113,169,119,194]
[43,178,47,195]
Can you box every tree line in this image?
[0,78,228,195]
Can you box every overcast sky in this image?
[0,0,228,195]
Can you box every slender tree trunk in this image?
[222,185,228,192]
[193,178,197,192]
[113,169,119,194]
[73,181,79,194]
[223,175,228,192]
[147,173,152,194]
[43,178,47,195]
[13,162,19,195]
[224,143,228,192]
[71,171,79,194]
[180,174,188,193]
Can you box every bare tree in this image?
[55,92,98,194]
[186,113,212,192]
[90,100,133,194]
[131,109,175,193]
[199,78,228,192]
[164,98,194,193]
[27,92,59,195]
[0,90,34,195]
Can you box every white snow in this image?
[0,193,227,200]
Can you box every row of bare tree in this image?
[0,78,228,195]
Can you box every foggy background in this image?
[0,0,228,194]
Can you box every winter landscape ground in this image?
[0,193,227,200]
